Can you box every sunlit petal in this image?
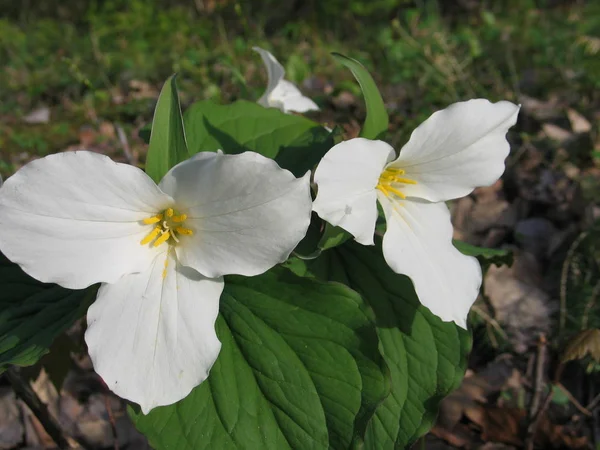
[392,99,519,202]
[378,195,481,328]
[313,138,395,245]
[0,151,172,289]
[85,250,223,414]
[253,46,286,107]
[269,80,319,113]
[253,47,318,113]
[159,151,311,278]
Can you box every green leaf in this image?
[318,223,352,251]
[559,220,600,337]
[130,267,389,449]
[0,253,96,374]
[300,240,471,448]
[332,53,388,140]
[145,75,190,182]
[184,100,333,177]
[453,239,513,270]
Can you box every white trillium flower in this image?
[313,99,520,328]
[253,46,319,114]
[0,150,311,413]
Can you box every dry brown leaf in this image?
[542,123,572,143]
[484,251,553,352]
[567,108,592,133]
[562,328,600,363]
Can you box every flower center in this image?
[140,207,193,247]
[376,167,417,200]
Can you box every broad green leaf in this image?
[332,53,388,140]
[130,267,389,449]
[0,253,96,374]
[184,100,333,176]
[145,75,189,182]
[453,239,513,270]
[299,240,471,448]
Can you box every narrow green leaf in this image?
[184,100,333,177]
[130,267,389,449]
[302,240,471,448]
[0,253,96,374]
[453,239,513,270]
[332,53,388,140]
[145,75,189,182]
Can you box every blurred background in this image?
[0,0,599,448]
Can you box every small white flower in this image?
[253,46,319,114]
[0,150,311,413]
[313,99,520,328]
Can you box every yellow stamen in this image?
[376,166,417,200]
[171,214,187,223]
[392,177,417,185]
[153,230,171,247]
[142,213,163,225]
[386,186,407,199]
[385,167,406,174]
[140,226,162,245]
[378,185,390,197]
[175,226,194,236]
[141,208,192,248]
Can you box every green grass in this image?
[0,0,598,174]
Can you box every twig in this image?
[555,382,592,416]
[5,367,82,449]
[525,334,548,450]
[471,304,508,341]
[586,391,600,412]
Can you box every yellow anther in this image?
[386,167,406,174]
[140,226,162,245]
[175,226,194,236]
[142,214,163,225]
[171,214,187,223]
[165,208,174,218]
[153,230,171,247]
[377,167,417,200]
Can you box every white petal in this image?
[313,138,395,245]
[0,151,173,289]
[85,250,223,414]
[270,80,320,113]
[253,46,286,108]
[392,99,520,202]
[159,151,312,278]
[378,195,481,328]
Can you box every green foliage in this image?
[289,239,471,448]
[184,100,332,176]
[559,221,600,338]
[0,253,95,374]
[332,53,388,140]
[453,239,513,271]
[145,75,190,182]
[130,267,389,449]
